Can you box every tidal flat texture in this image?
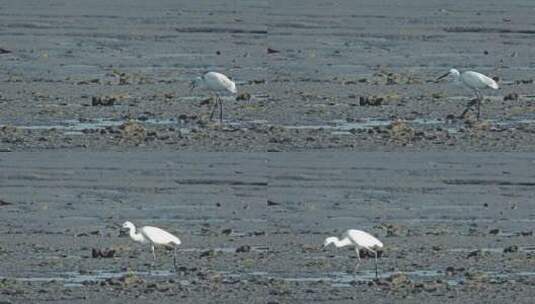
[1,153,535,303]
[0,0,534,151]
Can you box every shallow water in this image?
[6,268,535,288]
[3,116,534,136]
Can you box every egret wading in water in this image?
[323,229,384,279]
[122,221,181,272]
[190,72,237,124]
[437,69,499,120]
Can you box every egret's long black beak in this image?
[436,72,450,81]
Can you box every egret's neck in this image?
[333,237,353,248]
[128,227,145,243]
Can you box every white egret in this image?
[437,68,499,120]
[190,71,237,124]
[122,221,181,272]
[323,229,383,278]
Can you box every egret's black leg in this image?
[369,249,379,279]
[476,90,482,120]
[460,99,477,119]
[353,248,361,277]
[149,244,156,274]
[173,247,178,274]
[219,97,223,124]
[209,95,219,121]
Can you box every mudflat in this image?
[1,1,535,303]
[1,152,535,303]
[0,0,534,151]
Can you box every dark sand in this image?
[1,1,535,303]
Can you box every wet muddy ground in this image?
[1,153,535,303]
[1,0,535,303]
[1,0,535,151]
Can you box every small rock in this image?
[383,223,408,237]
[267,48,280,54]
[388,120,415,142]
[221,228,233,235]
[465,271,488,282]
[489,228,501,235]
[119,273,143,286]
[236,92,251,101]
[119,121,145,141]
[200,249,216,258]
[467,249,482,258]
[359,95,385,106]
[0,199,12,206]
[387,272,411,288]
[503,245,518,253]
[503,92,519,101]
[91,96,116,106]
[267,200,280,206]
[236,245,251,253]
[91,248,116,258]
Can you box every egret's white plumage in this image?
[438,68,499,120]
[323,229,383,278]
[190,71,237,123]
[122,221,181,271]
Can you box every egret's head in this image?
[189,76,202,91]
[323,237,337,248]
[229,82,237,95]
[437,68,460,82]
[122,221,134,230]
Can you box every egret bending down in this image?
[122,221,181,272]
[190,71,237,124]
[323,229,383,278]
[437,69,499,120]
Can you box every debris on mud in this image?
[0,125,23,144]
[503,245,518,253]
[381,223,409,237]
[386,272,412,288]
[236,92,251,101]
[372,71,421,85]
[465,120,491,131]
[503,93,519,101]
[465,271,489,282]
[91,248,116,258]
[489,228,501,235]
[359,94,401,106]
[200,249,218,258]
[0,199,12,206]
[92,96,116,106]
[445,266,465,276]
[267,200,280,206]
[236,245,251,253]
[103,273,144,287]
[359,95,385,106]
[119,121,146,142]
[387,120,415,143]
[467,249,485,258]
[267,47,280,54]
